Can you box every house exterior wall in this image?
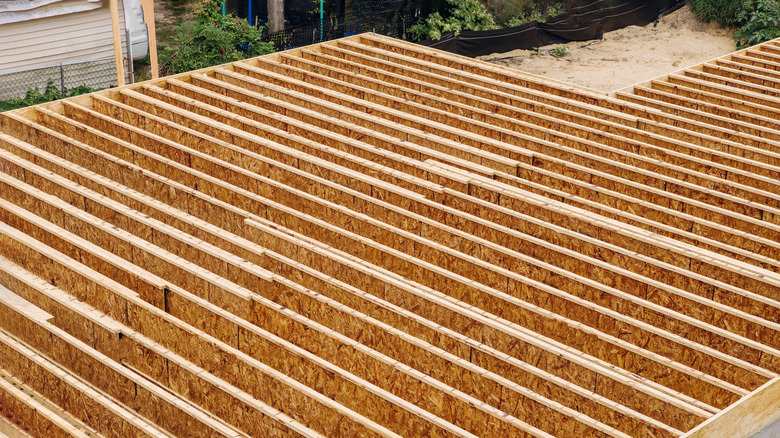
[0,0,129,100]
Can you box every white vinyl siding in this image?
[0,0,129,99]
[0,0,127,74]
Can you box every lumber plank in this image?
[0,132,689,438]
[0,134,653,438]
[681,377,780,438]
[0,280,247,438]
[1,112,720,432]
[0,297,172,438]
[0,167,496,438]
[650,79,780,120]
[0,367,93,438]
[245,216,715,428]
[616,86,780,136]
[230,58,780,233]
[10,104,780,364]
[328,39,780,189]
[16,102,780,362]
[3,33,780,438]
[72,92,780,330]
[259,48,780,252]
[317,43,780,157]
[156,75,780,273]
[665,74,780,108]
[320,41,780,179]
[0,154,571,438]
[684,69,780,98]
[0,221,404,438]
[716,58,780,81]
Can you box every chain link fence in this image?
[0,57,119,101]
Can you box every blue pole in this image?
[320,0,323,41]
[248,0,252,24]
[222,1,225,15]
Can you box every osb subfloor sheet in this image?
[1,33,779,438]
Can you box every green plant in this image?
[0,81,95,112]
[550,44,569,57]
[167,0,188,17]
[159,0,275,74]
[409,0,498,41]
[734,0,780,48]
[502,2,564,28]
[688,0,752,27]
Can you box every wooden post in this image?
[268,0,284,33]
[109,0,125,86]
[140,0,159,79]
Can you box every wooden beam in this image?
[109,0,125,87]
[0,129,684,438]
[681,377,780,438]
[3,33,780,438]
[5,107,718,428]
[140,0,159,79]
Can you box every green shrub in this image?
[160,0,275,75]
[496,2,564,28]
[409,0,498,41]
[0,82,95,112]
[409,0,565,41]
[688,0,751,27]
[734,0,780,48]
[550,44,569,57]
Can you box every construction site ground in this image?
[478,5,738,91]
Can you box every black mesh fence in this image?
[263,3,419,50]
[0,57,118,101]
[422,0,688,57]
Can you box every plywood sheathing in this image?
[1,33,780,437]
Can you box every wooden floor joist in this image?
[1,34,779,437]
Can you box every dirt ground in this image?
[152,0,194,47]
[477,6,738,92]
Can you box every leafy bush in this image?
[494,1,564,27]
[409,0,498,41]
[0,82,94,112]
[688,0,751,27]
[409,0,565,41]
[550,44,569,57]
[734,0,780,48]
[160,0,275,75]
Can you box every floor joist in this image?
[1,33,779,437]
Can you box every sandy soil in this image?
[477,6,738,92]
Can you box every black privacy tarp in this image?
[422,0,687,57]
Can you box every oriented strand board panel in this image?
[0,33,779,438]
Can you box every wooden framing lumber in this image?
[109,0,125,87]
[139,0,159,79]
[0,280,248,438]
[162,72,780,275]
[54,93,780,356]
[0,132,687,438]
[0,323,170,438]
[0,367,93,438]
[0,224,394,438]
[0,120,712,432]
[0,156,569,438]
[0,104,772,408]
[681,377,780,438]
[1,33,780,438]
[0,128,672,436]
[226,59,780,234]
